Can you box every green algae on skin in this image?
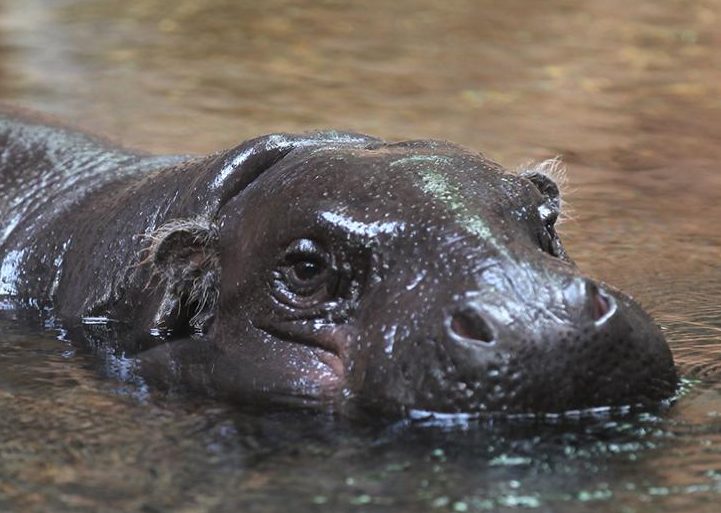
[416,168,495,241]
[390,156,508,257]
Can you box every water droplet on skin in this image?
[406,270,426,291]
[384,325,398,355]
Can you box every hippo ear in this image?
[520,157,566,214]
[178,131,382,217]
[520,158,573,262]
[142,217,220,336]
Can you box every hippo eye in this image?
[273,239,342,306]
[291,260,323,282]
[285,255,330,292]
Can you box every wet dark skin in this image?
[0,108,677,418]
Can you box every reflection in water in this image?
[0,0,720,511]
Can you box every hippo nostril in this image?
[592,293,609,321]
[589,285,616,325]
[449,306,495,344]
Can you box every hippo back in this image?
[0,109,185,305]
[0,109,169,246]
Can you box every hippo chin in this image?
[0,108,677,418]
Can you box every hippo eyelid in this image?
[284,238,327,261]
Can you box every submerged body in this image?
[0,108,677,418]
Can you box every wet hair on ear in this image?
[140,217,220,335]
[518,157,570,223]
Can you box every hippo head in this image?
[139,132,677,418]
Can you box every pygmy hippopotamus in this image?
[0,108,677,418]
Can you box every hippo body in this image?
[0,108,677,418]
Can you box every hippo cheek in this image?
[209,340,345,408]
[250,320,354,384]
[138,324,349,409]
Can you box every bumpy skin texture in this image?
[0,108,678,418]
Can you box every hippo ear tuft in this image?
[520,157,567,215]
[140,217,220,335]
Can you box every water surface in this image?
[1,0,720,511]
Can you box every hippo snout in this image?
[446,278,616,347]
[407,275,676,416]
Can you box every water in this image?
[1,0,720,511]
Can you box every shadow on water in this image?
[1,0,721,512]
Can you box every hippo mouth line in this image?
[255,322,345,378]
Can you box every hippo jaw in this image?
[139,139,677,418]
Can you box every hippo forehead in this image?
[254,144,546,244]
